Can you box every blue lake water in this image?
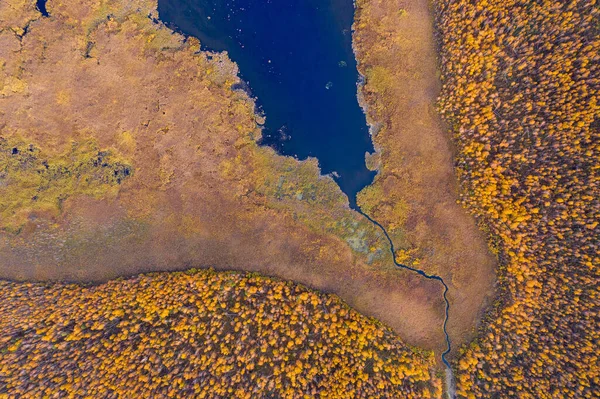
[158,0,376,208]
[37,0,49,16]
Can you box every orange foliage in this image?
[0,269,441,398]
[436,0,599,397]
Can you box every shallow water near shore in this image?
[158,0,376,207]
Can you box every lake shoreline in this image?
[352,0,497,366]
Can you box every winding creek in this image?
[159,0,455,396]
[358,210,455,397]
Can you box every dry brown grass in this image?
[0,0,448,351]
[354,0,497,351]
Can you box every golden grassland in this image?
[353,0,496,350]
[0,269,442,398]
[2,0,596,397]
[0,0,447,350]
[436,0,599,397]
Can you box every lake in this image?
[158,0,376,208]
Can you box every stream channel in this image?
[158,0,456,396]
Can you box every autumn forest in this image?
[0,0,598,398]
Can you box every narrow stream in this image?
[357,209,456,398]
[158,0,456,396]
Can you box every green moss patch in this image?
[0,136,132,232]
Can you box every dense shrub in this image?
[436,0,599,397]
[0,270,441,398]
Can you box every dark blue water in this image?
[37,0,49,16]
[157,2,455,381]
[158,0,376,207]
